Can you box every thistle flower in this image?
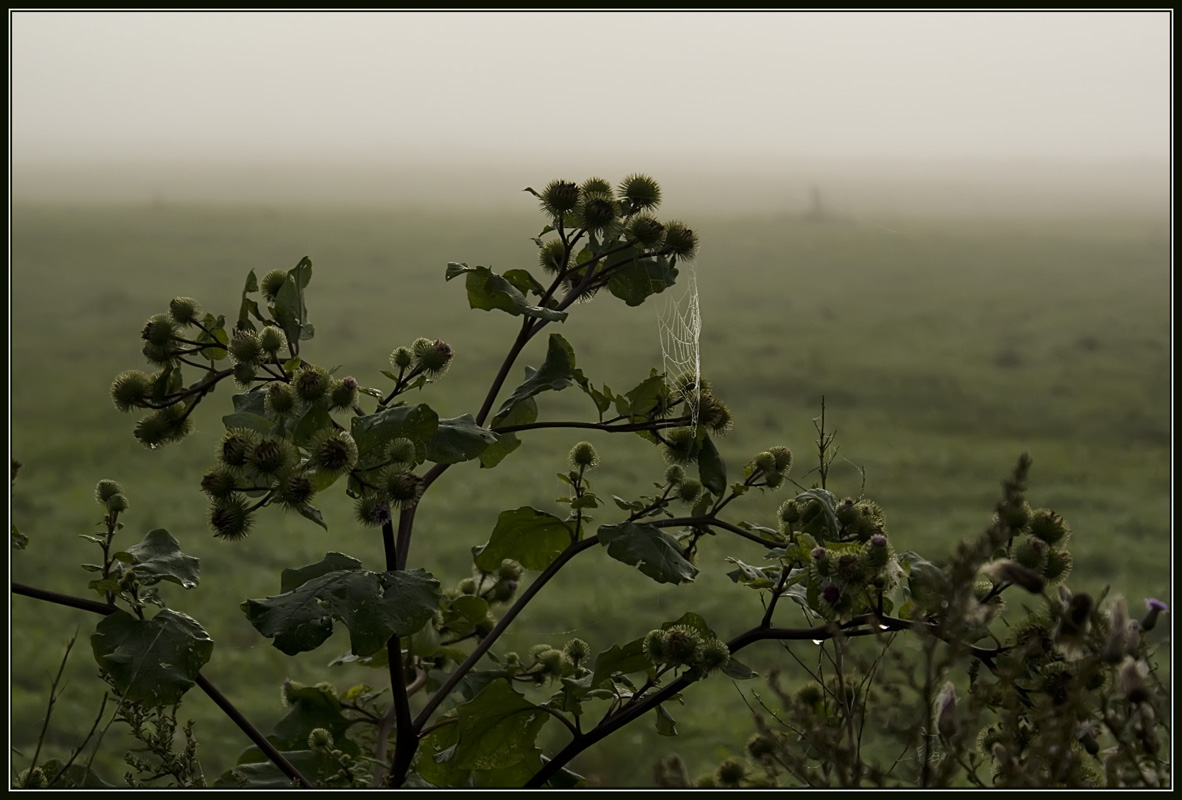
[354,494,391,528]
[328,376,359,411]
[264,382,297,417]
[1141,598,1168,632]
[309,430,358,474]
[228,330,264,366]
[618,173,662,212]
[714,758,746,789]
[663,221,699,260]
[95,479,125,504]
[412,338,453,378]
[538,239,569,274]
[664,464,686,486]
[697,639,731,674]
[141,314,176,347]
[578,193,617,233]
[662,427,699,465]
[627,215,665,248]
[562,638,591,666]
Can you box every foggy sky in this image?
[11,11,1170,165]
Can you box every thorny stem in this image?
[11,583,313,789]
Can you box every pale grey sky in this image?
[10,10,1171,164]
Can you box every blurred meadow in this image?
[9,10,1171,788]
[9,187,1170,785]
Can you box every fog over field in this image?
[11,11,1170,217]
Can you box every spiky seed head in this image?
[714,758,746,788]
[627,215,665,248]
[747,733,777,761]
[258,325,287,355]
[142,339,175,366]
[697,639,730,674]
[329,377,358,411]
[260,269,288,302]
[538,239,569,274]
[220,429,258,468]
[200,466,237,499]
[664,625,703,666]
[568,441,600,470]
[579,193,617,232]
[663,427,699,465]
[836,553,865,583]
[618,173,661,211]
[209,494,252,541]
[538,648,565,675]
[768,446,793,474]
[168,296,201,326]
[389,346,413,371]
[563,638,591,665]
[763,470,785,489]
[278,474,314,509]
[663,221,699,260]
[264,382,297,417]
[581,177,612,196]
[95,479,125,504]
[643,629,669,663]
[1013,535,1049,572]
[821,584,842,608]
[1001,500,1033,533]
[458,578,478,595]
[383,470,422,508]
[307,728,334,750]
[142,314,176,347]
[1028,509,1070,546]
[698,395,734,435]
[753,451,776,473]
[540,179,580,216]
[248,438,291,477]
[310,430,359,474]
[232,361,257,387]
[104,493,129,513]
[1043,548,1073,584]
[354,493,391,528]
[295,366,330,403]
[676,479,703,505]
[665,464,686,486]
[779,499,801,525]
[135,405,192,448]
[226,330,262,363]
[982,559,1046,594]
[110,370,155,412]
[490,579,518,602]
[498,559,524,581]
[386,437,418,466]
[412,338,453,377]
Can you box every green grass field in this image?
[9,202,1170,786]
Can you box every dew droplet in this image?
[879,624,890,631]
[811,639,823,645]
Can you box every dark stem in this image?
[379,520,417,787]
[525,614,1003,787]
[494,418,689,435]
[413,538,599,730]
[475,321,535,426]
[11,582,313,789]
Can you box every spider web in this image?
[657,265,702,426]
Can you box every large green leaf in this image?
[591,637,651,688]
[597,522,699,585]
[492,334,578,424]
[697,435,727,497]
[479,397,536,469]
[450,679,550,771]
[243,558,440,656]
[615,373,667,420]
[117,528,200,589]
[281,552,363,592]
[472,507,572,572]
[91,609,213,706]
[236,270,263,333]
[272,257,313,346]
[427,414,498,464]
[446,262,567,322]
[351,403,439,456]
[606,254,678,307]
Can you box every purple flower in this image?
[822,585,841,606]
[869,533,888,548]
[1142,598,1169,632]
[811,547,827,561]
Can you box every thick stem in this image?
[475,321,535,426]
[413,538,599,730]
[11,582,313,789]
